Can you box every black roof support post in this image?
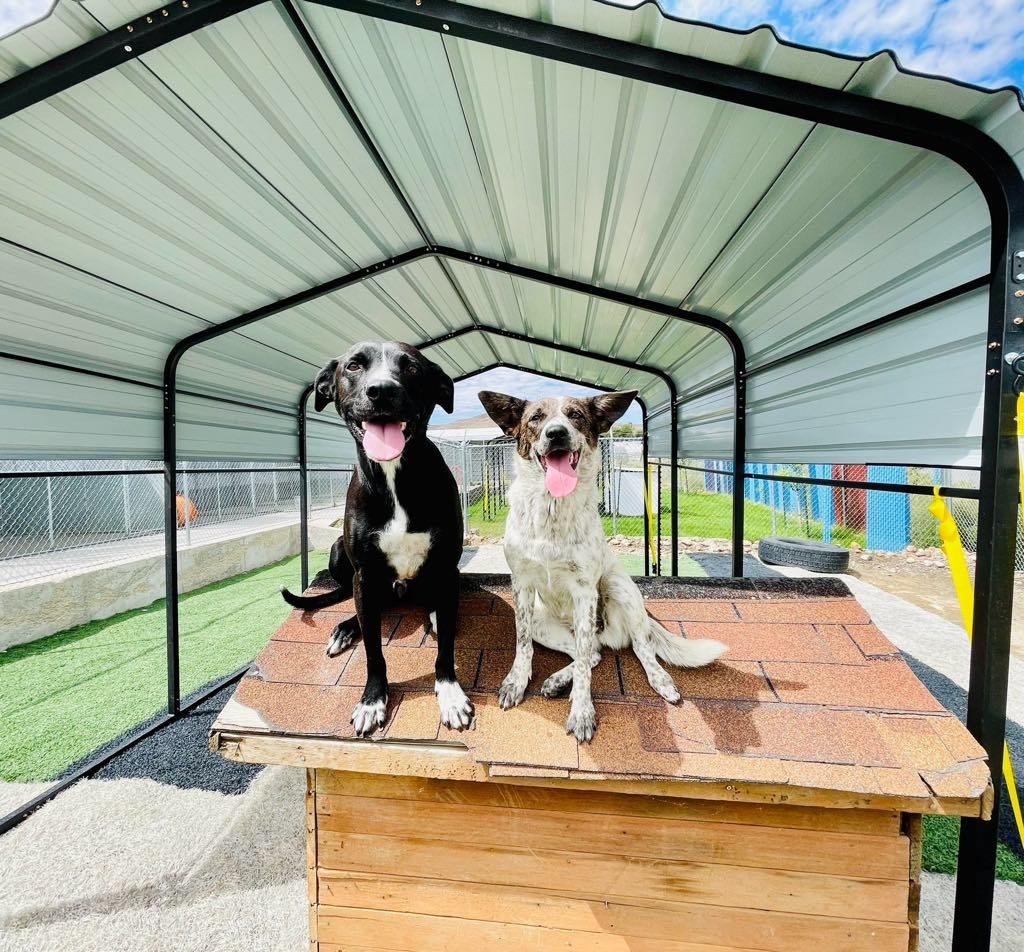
[953,182,1024,951]
[299,384,313,593]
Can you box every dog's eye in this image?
[405,364,420,376]
[346,361,361,373]
[529,411,545,424]
[565,408,582,421]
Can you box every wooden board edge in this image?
[491,771,989,817]
[307,768,319,949]
[903,812,923,952]
[209,731,987,817]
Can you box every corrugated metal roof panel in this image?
[1,356,161,459]
[1,0,1022,467]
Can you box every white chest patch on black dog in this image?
[377,460,432,580]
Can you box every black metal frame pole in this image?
[954,208,1024,948]
[161,367,181,716]
[298,384,313,592]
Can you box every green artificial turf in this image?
[922,815,1024,884]
[0,551,328,783]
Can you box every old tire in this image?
[758,536,850,573]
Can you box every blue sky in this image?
[4,0,1022,424]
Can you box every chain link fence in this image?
[654,459,1004,572]
[0,460,351,587]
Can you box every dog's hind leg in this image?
[600,565,681,703]
[530,609,600,698]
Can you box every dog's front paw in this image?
[498,674,528,709]
[565,702,597,743]
[326,618,360,657]
[436,680,474,730]
[351,696,388,737]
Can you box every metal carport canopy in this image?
[4,1,1024,948]
[2,0,1022,467]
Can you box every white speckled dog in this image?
[479,389,727,742]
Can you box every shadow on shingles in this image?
[903,654,1024,861]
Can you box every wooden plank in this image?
[317,870,910,952]
[904,813,923,952]
[211,730,986,815]
[306,769,318,949]
[316,831,909,922]
[316,792,909,879]
[317,907,771,952]
[314,769,901,836]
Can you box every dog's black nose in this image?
[366,380,401,401]
[545,424,570,443]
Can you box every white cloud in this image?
[661,0,1024,88]
[0,0,54,39]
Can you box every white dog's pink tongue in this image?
[363,422,405,461]
[544,452,578,498]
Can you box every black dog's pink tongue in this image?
[544,452,578,498]
[363,422,405,461]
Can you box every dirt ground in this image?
[849,553,1024,662]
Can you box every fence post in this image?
[121,466,131,536]
[461,441,470,528]
[250,470,257,515]
[45,476,55,546]
[182,470,192,547]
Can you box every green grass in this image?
[469,490,867,548]
[923,815,1024,884]
[0,551,328,783]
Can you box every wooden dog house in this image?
[211,575,991,951]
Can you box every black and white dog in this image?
[281,342,473,736]
[479,390,726,742]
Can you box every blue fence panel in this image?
[866,466,910,550]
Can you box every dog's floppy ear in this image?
[589,390,638,434]
[313,359,339,412]
[478,391,526,436]
[426,358,455,414]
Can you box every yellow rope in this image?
[644,464,658,572]
[929,485,1024,850]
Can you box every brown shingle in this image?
[846,623,901,657]
[620,654,776,702]
[734,598,870,624]
[647,600,739,622]
[252,640,348,686]
[682,622,833,663]
[763,659,946,713]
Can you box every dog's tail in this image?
[648,618,727,668]
[280,586,348,611]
